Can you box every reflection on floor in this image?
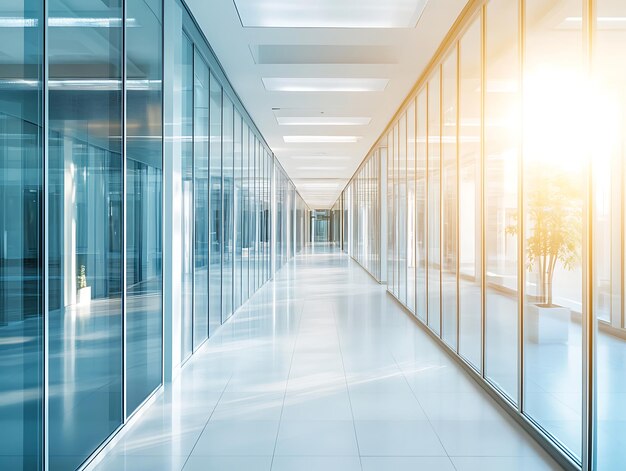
[93,244,562,471]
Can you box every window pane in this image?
[595,2,626,468]
[398,115,408,303]
[523,0,583,459]
[234,112,242,310]
[442,50,458,349]
[180,35,193,359]
[209,73,222,334]
[407,101,417,313]
[222,97,234,321]
[458,16,482,369]
[387,130,394,289]
[416,90,428,322]
[193,52,209,349]
[126,0,163,413]
[0,0,43,467]
[48,0,123,467]
[428,71,441,335]
[484,0,519,403]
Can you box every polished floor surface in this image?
[93,245,563,471]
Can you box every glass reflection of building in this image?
[0,0,308,469]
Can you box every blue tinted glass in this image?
[180,34,193,360]
[126,0,163,414]
[221,97,233,321]
[193,51,209,349]
[209,73,222,335]
[0,0,43,469]
[48,0,124,468]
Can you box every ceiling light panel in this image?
[283,135,360,143]
[286,155,352,160]
[263,78,388,92]
[277,117,371,126]
[234,0,428,28]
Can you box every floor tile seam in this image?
[180,373,233,470]
[269,286,308,469]
[331,300,364,471]
[391,351,456,467]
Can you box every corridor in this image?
[92,246,561,471]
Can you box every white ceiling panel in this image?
[234,0,429,28]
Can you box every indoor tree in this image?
[507,165,582,306]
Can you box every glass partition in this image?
[0,0,43,467]
[48,0,124,468]
[126,0,163,413]
[458,16,482,370]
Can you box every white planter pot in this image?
[526,303,570,344]
[77,286,91,305]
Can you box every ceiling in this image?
[185,0,468,208]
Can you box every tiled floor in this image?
[93,245,563,471]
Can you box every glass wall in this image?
[338,147,381,281]
[126,0,163,413]
[484,0,519,403]
[594,2,626,468]
[47,0,124,468]
[209,72,222,335]
[458,16,482,371]
[0,0,306,469]
[338,0,626,467]
[0,0,43,468]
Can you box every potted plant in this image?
[507,165,582,343]
[77,264,91,305]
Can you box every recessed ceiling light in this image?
[234,0,428,28]
[284,136,360,143]
[287,155,352,160]
[263,78,388,92]
[298,166,347,171]
[277,117,371,126]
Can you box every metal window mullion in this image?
[518,0,526,415]
[121,0,128,420]
[190,46,196,348]
[160,0,165,393]
[582,0,596,469]
[439,64,444,338]
[456,40,461,354]
[43,0,50,468]
[480,4,487,376]
[425,83,429,326]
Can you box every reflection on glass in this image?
[458,16,482,369]
[180,35,193,360]
[407,102,417,313]
[398,115,407,304]
[388,130,394,289]
[0,0,43,467]
[484,0,519,402]
[427,72,441,334]
[241,125,249,301]
[234,111,242,310]
[209,73,222,334]
[222,97,234,321]
[442,50,458,349]
[193,51,209,349]
[523,0,583,459]
[126,0,163,413]
[48,0,123,467]
[416,90,428,322]
[594,2,626,467]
